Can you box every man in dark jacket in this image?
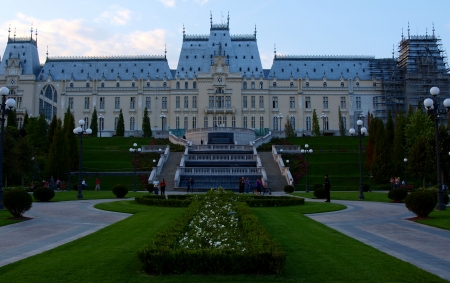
[324,175,331,202]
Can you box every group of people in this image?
[152,177,167,195]
[32,176,64,191]
[239,177,265,194]
[389,176,403,188]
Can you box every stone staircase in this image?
[158,152,183,191]
[258,152,288,191]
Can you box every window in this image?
[251,96,255,108]
[17,117,23,129]
[223,116,227,127]
[290,97,295,109]
[324,117,329,130]
[184,117,188,129]
[176,117,180,129]
[251,81,255,89]
[192,96,197,109]
[185,81,188,89]
[290,116,295,130]
[86,82,90,88]
[373,97,377,109]
[243,96,248,108]
[99,97,105,110]
[209,96,214,108]
[306,117,311,130]
[243,116,247,128]
[176,96,180,108]
[226,96,231,108]
[243,81,247,89]
[146,97,151,109]
[272,97,278,109]
[356,97,361,109]
[162,97,168,109]
[193,81,197,89]
[341,116,347,130]
[115,97,120,109]
[323,97,328,109]
[340,97,346,109]
[84,117,89,130]
[114,117,119,130]
[163,82,167,87]
[184,96,189,108]
[251,116,256,128]
[305,97,311,109]
[259,116,264,129]
[213,116,217,127]
[204,116,208,128]
[130,97,136,109]
[116,82,120,87]
[101,82,105,87]
[259,81,263,89]
[217,116,222,126]
[215,96,224,108]
[232,116,236,127]
[176,81,180,89]
[130,117,135,130]
[69,97,74,110]
[259,96,264,108]
[290,82,294,88]
[192,117,197,129]
[70,83,73,88]
[99,117,104,131]
[84,97,90,110]
[273,82,277,87]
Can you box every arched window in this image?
[70,83,73,88]
[290,82,294,88]
[243,81,247,89]
[259,82,263,89]
[184,117,188,129]
[193,81,197,89]
[101,82,105,87]
[130,117,135,131]
[17,117,23,129]
[341,116,347,130]
[185,81,188,89]
[273,82,277,87]
[116,82,120,87]
[251,81,255,89]
[147,81,150,87]
[39,84,58,120]
[86,82,90,88]
[83,117,89,130]
[290,116,296,130]
[163,82,167,87]
[176,81,180,89]
[223,116,227,127]
[306,117,311,131]
[192,117,197,129]
[132,82,135,87]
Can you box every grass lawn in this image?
[0,209,20,227]
[291,191,392,202]
[42,190,150,202]
[0,200,445,283]
[416,209,450,231]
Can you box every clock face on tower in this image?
[217,77,222,83]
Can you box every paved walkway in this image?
[0,193,449,281]
[307,199,450,281]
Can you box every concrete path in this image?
[307,199,450,282]
[0,199,131,267]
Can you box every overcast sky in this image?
[1,0,450,69]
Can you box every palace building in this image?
[1,16,449,136]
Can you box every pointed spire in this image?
[426,27,428,38]
[30,23,33,40]
[392,45,394,59]
[35,28,38,44]
[432,23,435,37]
[183,23,185,35]
[210,11,212,28]
[14,27,16,41]
[274,44,276,58]
[227,11,230,28]
[164,43,167,59]
[401,27,404,40]
[254,24,257,38]
[8,23,11,39]
[407,21,410,39]
[46,45,49,59]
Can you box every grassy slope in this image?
[292,191,393,202]
[0,201,445,283]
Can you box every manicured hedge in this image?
[135,196,192,207]
[137,199,286,275]
[245,196,304,207]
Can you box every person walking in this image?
[160,178,167,195]
[245,177,250,193]
[153,178,160,195]
[239,177,245,193]
[95,177,101,191]
[56,178,61,191]
[50,176,55,190]
[81,179,87,190]
[324,175,331,202]
[189,177,195,192]
[255,178,262,195]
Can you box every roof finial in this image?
[30,23,33,40]
[401,27,404,40]
[407,21,410,39]
[227,11,229,27]
[254,24,257,38]
[8,23,10,39]
[46,45,49,59]
[183,23,185,35]
[210,11,212,28]
[35,28,38,44]
[432,22,435,37]
[164,43,167,58]
[14,27,16,41]
[274,43,276,58]
[392,45,394,59]
[425,27,428,38]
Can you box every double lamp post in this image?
[129,143,141,192]
[73,120,92,199]
[349,115,367,200]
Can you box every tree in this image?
[6,109,17,128]
[25,112,49,155]
[63,107,79,171]
[91,108,98,137]
[404,109,433,153]
[47,114,57,145]
[312,109,320,136]
[439,123,450,185]
[3,127,20,185]
[116,109,125,136]
[142,108,152,137]
[408,135,435,188]
[338,106,345,136]
[13,138,34,186]
[46,119,70,181]
[365,117,379,172]
[19,111,29,137]
[385,110,394,145]
[392,112,407,175]
[284,117,295,138]
[371,119,393,184]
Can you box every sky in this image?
[1,0,450,69]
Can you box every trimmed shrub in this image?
[145,183,154,193]
[284,185,294,193]
[33,187,56,202]
[416,187,449,205]
[388,188,408,202]
[363,184,370,192]
[112,184,128,198]
[312,183,323,190]
[167,195,189,200]
[3,189,33,217]
[314,186,326,199]
[405,191,435,217]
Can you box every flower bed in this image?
[137,190,286,275]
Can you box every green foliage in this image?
[3,127,21,183]
[284,185,294,193]
[142,108,152,137]
[365,117,379,172]
[48,114,57,145]
[314,186,326,199]
[256,137,292,151]
[371,119,393,184]
[116,109,125,136]
[385,110,394,145]
[13,138,34,186]
[46,119,70,180]
[416,187,449,205]
[112,184,128,198]
[90,108,98,136]
[2,188,33,217]
[387,188,408,202]
[404,108,433,151]
[33,187,56,202]
[25,112,49,155]
[6,108,17,128]
[393,112,407,174]
[338,106,345,136]
[145,183,154,193]
[405,191,436,217]
[284,116,295,138]
[408,136,435,188]
[63,107,79,171]
[135,196,192,207]
[377,184,392,190]
[312,109,320,136]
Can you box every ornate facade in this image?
[1,18,448,136]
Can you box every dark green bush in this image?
[167,194,189,200]
[145,183,154,193]
[284,185,294,193]
[312,183,323,190]
[405,191,435,217]
[314,186,326,199]
[363,184,370,192]
[377,184,392,191]
[3,189,33,217]
[387,188,408,202]
[112,184,128,198]
[416,187,449,205]
[33,187,55,202]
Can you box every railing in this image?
[184,154,257,161]
[187,127,254,134]
[169,132,189,147]
[141,145,170,153]
[274,145,302,153]
[177,167,264,175]
[272,145,295,185]
[204,107,235,114]
[190,144,254,151]
[250,131,272,147]
[146,145,171,183]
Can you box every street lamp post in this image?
[423,86,450,211]
[320,113,327,135]
[0,87,16,210]
[160,112,166,134]
[73,119,92,199]
[129,143,142,192]
[301,144,313,193]
[403,158,408,185]
[98,114,104,137]
[349,117,367,200]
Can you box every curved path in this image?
[307,200,450,281]
[0,199,131,267]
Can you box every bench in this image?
[399,184,414,192]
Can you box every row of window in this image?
[69,81,169,88]
[304,96,361,110]
[176,96,198,108]
[176,81,197,89]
